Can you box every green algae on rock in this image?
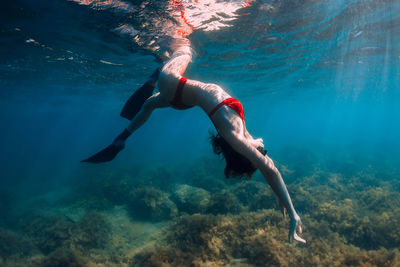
[172,184,211,214]
[128,187,178,221]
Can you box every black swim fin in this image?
[81,129,131,163]
[120,68,160,120]
[120,82,155,120]
[81,144,124,163]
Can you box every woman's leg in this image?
[126,93,169,134]
[161,46,192,77]
[158,46,193,100]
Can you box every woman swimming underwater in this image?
[82,46,306,244]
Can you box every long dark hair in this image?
[210,132,267,179]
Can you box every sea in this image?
[1,0,399,266]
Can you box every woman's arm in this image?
[257,154,306,243]
[244,128,264,149]
[221,129,306,243]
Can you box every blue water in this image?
[1,0,400,265]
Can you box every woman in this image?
[82,46,306,243]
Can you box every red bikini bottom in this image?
[209,98,245,121]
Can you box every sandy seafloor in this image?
[1,151,399,267]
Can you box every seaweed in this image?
[230,181,266,207]
[100,177,135,205]
[3,152,400,266]
[0,228,36,259]
[357,186,400,213]
[131,210,400,266]
[206,192,244,215]
[171,184,211,214]
[184,158,228,193]
[71,211,111,251]
[37,247,88,267]
[19,213,75,254]
[16,210,112,257]
[249,188,278,211]
[128,187,178,221]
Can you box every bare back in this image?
[158,72,231,111]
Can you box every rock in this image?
[206,192,243,215]
[0,228,35,258]
[39,247,87,267]
[72,211,111,250]
[230,181,266,207]
[172,184,211,214]
[19,214,74,254]
[128,187,177,221]
[249,189,277,211]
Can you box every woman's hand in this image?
[249,137,264,149]
[289,215,306,244]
